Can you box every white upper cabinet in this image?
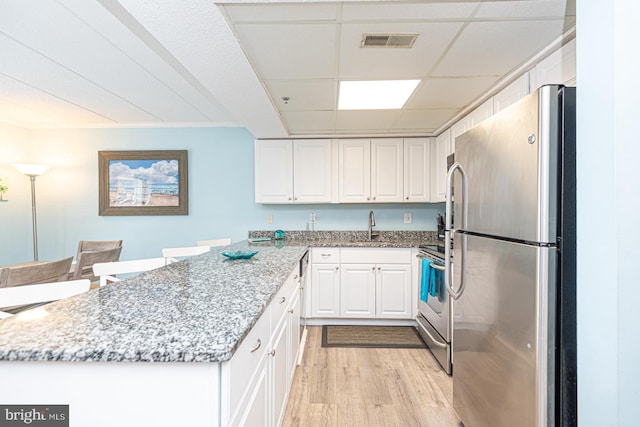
[371,138,403,203]
[431,130,451,203]
[493,74,530,114]
[255,139,332,204]
[403,138,431,203]
[293,139,332,203]
[338,139,371,203]
[255,139,293,203]
[531,38,576,90]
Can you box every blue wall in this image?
[0,125,443,265]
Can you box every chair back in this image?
[0,257,74,288]
[0,279,91,317]
[75,240,123,259]
[71,246,123,281]
[162,246,210,264]
[196,238,231,247]
[93,257,167,287]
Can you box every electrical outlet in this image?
[310,212,317,224]
[267,214,273,224]
[404,212,412,224]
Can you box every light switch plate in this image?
[404,212,412,224]
[267,214,273,224]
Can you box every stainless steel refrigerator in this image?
[445,85,576,427]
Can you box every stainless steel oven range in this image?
[416,244,452,375]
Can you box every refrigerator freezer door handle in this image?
[445,162,468,300]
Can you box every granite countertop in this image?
[0,231,436,363]
[0,242,307,363]
[248,230,437,248]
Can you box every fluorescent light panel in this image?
[338,80,420,110]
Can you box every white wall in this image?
[577,0,640,425]
[0,126,442,265]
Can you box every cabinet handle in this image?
[372,266,375,271]
[250,339,262,353]
[373,196,376,200]
[289,309,294,314]
[335,266,339,270]
[321,253,331,257]
[406,196,409,200]
[270,350,276,357]
[294,196,298,200]
[293,274,298,279]
[288,197,292,201]
[280,297,286,304]
[378,267,381,270]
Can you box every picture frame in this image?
[98,150,188,216]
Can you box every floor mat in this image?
[321,325,427,349]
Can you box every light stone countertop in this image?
[0,232,436,363]
[0,242,307,363]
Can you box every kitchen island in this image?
[0,242,308,427]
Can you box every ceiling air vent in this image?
[361,33,418,48]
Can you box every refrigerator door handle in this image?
[445,162,468,300]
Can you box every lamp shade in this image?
[13,163,50,176]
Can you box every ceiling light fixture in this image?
[338,80,420,110]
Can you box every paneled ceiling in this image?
[0,0,575,138]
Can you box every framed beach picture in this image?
[98,150,188,216]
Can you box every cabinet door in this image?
[311,264,340,317]
[293,139,332,203]
[431,130,451,202]
[376,264,412,319]
[493,74,529,114]
[255,140,293,203]
[340,264,376,317]
[288,289,301,384]
[271,317,289,427]
[404,138,431,202]
[234,353,269,427]
[338,139,371,202]
[531,38,576,90]
[371,139,403,202]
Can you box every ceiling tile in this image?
[235,23,337,80]
[282,111,335,133]
[223,3,338,23]
[336,110,400,132]
[432,20,566,77]
[394,109,460,131]
[266,79,336,111]
[475,0,568,19]
[338,22,464,79]
[408,76,500,109]
[340,2,480,21]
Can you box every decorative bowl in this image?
[222,250,258,260]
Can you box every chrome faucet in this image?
[368,210,379,240]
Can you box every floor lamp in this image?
[13,164,50,262]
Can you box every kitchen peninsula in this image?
[0,231,435,426]
[0,242,307,427]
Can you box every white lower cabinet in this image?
[376,264,412,318]
[309,248,413,320]
[225,266,302,427]
[340,264,376,317]
[311,263,340,317]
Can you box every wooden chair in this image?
[196,238,231,247]
[70,240,122,277]
[0,279,91,318]
[0,256,74,288]
[92,257,167,287]
[71,246,123,282]
[162,246,210,264]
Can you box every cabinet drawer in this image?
[228,309,270,417]
[270,269,298,329]
[340,248,411,264]
[311,248,340,263]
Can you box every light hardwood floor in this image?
[283,326,462,427]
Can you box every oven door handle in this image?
[430,263,445,271]
[417,321,447,349]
